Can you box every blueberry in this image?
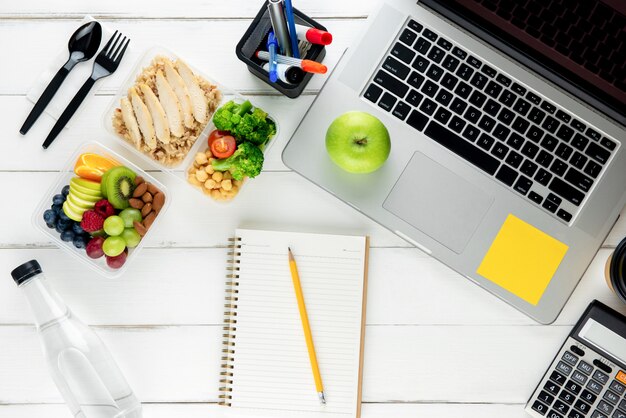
[60,230,74,242]
[55,223,65,234]
[46,222,56,229]
[43,209,57,225]
[72,223,85,235]
[57,219,71,231]
[73,235,87,249]
[58,211,70,223]
[61,185,70,197]
[52,194,65,206]
[51,203,63,214]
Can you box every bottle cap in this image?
[11,260,42,285]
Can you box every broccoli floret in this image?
[212,100,276,146]
[211,142,264,180]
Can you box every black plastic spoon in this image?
[20,21,102,135]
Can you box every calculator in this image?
[526,301,626,418]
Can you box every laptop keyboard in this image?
[362,18,620,225]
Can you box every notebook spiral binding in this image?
[219,237,241,407]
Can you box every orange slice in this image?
[74,153,120,182]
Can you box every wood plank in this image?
[0,325,568,404]
[0,0,375,19]
[0,403,528,418]
[0,19,362,95]
[0,248,623,327]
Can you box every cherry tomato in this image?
[208,130,230,147]
[210,135,236,159]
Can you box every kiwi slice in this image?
[103,166,137,209]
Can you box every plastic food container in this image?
[104,47,279,203]
[33,142,171,279]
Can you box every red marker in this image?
[294,24,333,46]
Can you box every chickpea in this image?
[195,152,208,165]
[211,189,221,200]
[233,179,243,188]
[208,157,215,164]
[202,186,212,196]
[195,169,209,182]
[223,171,232,180]
[221,179,232,191]
[187,174,201,186]
[205,165,215,174]
[205,179,218,189]
[212,171,223,182]
[205,149,213,159]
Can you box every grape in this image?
[103,216,125,236]
[119,208,142,228]
[121,228,141,248]
[106,251,127,269]
[86,236,105,259]
[103,236,126,257]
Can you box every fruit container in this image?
[33,142,171,279]
[103,47,280,204]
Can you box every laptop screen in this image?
[424,0,626,126]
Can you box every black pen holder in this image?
[236,1,327,98]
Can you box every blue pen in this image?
[267,31,279,83]
[284,0,300,58]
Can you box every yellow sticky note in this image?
[477,214,568,305]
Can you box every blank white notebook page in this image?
[228,229,368,418]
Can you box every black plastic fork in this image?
[42,31,130,149]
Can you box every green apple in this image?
[62,201,83,222]
[325,111,391,173]
[70,178,102,197]
[67,192,96,209]
[71,177,101,191]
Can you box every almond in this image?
[143,212,156,230]
[134,176,145,185]
[152,192,165,212]
[133,183,148,198]
[134,220,147,237]
[142,192,153,203]
[129,198,144,209]
[147,183,160,195]
[141,203,152,217]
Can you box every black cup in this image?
[606,237,626,304]
[235,1,327,98]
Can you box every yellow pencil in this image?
[288,247,326,404]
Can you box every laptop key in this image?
[585,128,601,142]
[514,176,533,195]
[383,56,411,80]
[419,98,437,116]
[454,81,472,98]
[450,98,467,115]
[529,191,543,204]
[462,125,480,142]
[556,143,573,160]
[555,110,571,123]
[421,80,439,97]
[497,73,512,87]
[571,119,586,133]
[496,164,518,186]
[547,193,562,206]
[565,168,593,192]
[467,55,482,69]
[536,150,554,168]
[491,142,509,160]
[550,159,568,176]
[426,64,444,82]
[584,160,602,178]
[570,152,588,170]
[493,123,510,141]
[449,116,466,133]
[399,28,418,47]
[542,116,560,133]
[529,107,546,125]
[374,70,409,98]
[481,64,497,78]
[441,72,458,90]
[586,142,610,164]
[571,134,589,151]
[408,71,425,90]
[437,37,453,51]
[505,150,523,168]
[412,55,430,73]
[526,125,544,143]
[497,108,515,125]
[478,115,496,133]
[451,46,467,59]
[535,168,553,186]
[522,142,539,159]
[406,109,429,131]
[526,91,541,105]
[434,107,452,124]
[469,90,487,107]
[392,101,411,121]
[424,121,500,175]
[378,92,397,111]
[512,116,530,134]
[549,178,585,206]
[427,46,445,63]
[484,99,501,116]
[364,84,383,103]
[511,82,527,96]
[543,199,559,213]
[391,42,416,65]
[485,81,503,98]
[408,19,423,33]
[456,63,474,81]
[442,54,459,71]
[422,28,437,42]
[541,101,556,114]
[413,37,431,54]
[470,72,488,89]
[541,135,558,152]
[464,106,481,124]
[435,89,452,106]
[507,132,524,150]
[477,133,495,151]
[513,98,532,116]
[557,125,574,142]
[557,209,572,222]
[600,137,616,151]
[406,89,423,107]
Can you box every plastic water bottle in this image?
[10,260,143,418]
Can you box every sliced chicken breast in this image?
[129,87,157,150]
[175,59,208,124]
[163,59,194,129]
[120,97,142,149]
[156,70,184,138]
[139,83,170,145]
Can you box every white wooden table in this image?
[1,1,625,417]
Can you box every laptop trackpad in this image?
[383,152,494,254]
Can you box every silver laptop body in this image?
[282,0,626,323]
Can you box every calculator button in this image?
[594,370,610,384]
[578,361,594,375]
[603,391,620,405]
[533,400,549,415]
[574,399,592,414]
[565,380,583,395]
[609,381,625,395]
[553,400,571,415]
[563,352,579,366]
[548,410,564,418]
[617,372,626,386]
[591,411,608,418]
[571,346,586,356]
[545,381,562,396]
[572,371,589,385]
[594,360,613,375]
[614,410,626,418]
[581,389,598,404]
[552,371,568,385]
[560,390,576,405]
[597,401,614,414]
[620,399,626,412]
[539,390,557,405]
[568,411,585,418]
[558,362,574,375]
[588,380,604,395]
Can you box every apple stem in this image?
[355,138,368,146]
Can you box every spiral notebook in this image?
[219,229,370,418]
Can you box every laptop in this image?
[282,0,626,323]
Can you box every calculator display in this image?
[580,319,626,365]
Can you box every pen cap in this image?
[295,25,333,46]
[262,63,305,84]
